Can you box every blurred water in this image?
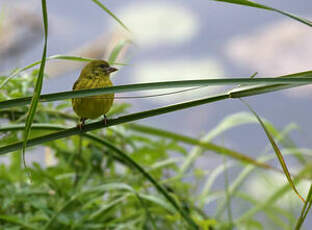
[41,0,312,153]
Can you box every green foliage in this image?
[22,0,48,174]
[1,70,312,229]
[211,0,312,27]
[0,73,208,229]
[1,72,312,229]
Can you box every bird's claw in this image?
[77,118,86,131]
[103,115,108,126]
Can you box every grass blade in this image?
[199,162,234,207]
[22,0,48,170]
[0,55,124,89]
[128,124,274,170]
[0,123,198,228]
[229,71,312,98]
[91,0,129,31]
[215,129,307,219]
[212,0,312,27]
[0,55,94,89]
[0,92,267,173]
[0,122,273,171]
[88,134,199,229]
[240,99,305,203]
[295,184,312,229]
[213,0,273,10]
[108,39,132,65]
[2,71,312,109]
[0,215,37,230]
[0,94,227,154]
[236,164,312,224]
[223,157,233,225]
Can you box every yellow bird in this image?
[72,60,117,128]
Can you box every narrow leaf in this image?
[87,134,199,229]
[295,184,312,229]
[2,70,312,109]
[22,0,48,170]
[237,165,312,224]
[240,99,305,203]
[91,0,129,31]
[212,0,312,27]
[0,55,94,89]
[108,39,131,65]
[128,123,275,170]
[0,122,274,171]
[0,215,37,230]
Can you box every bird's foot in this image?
[103,115,108,126]
[77,118,86,131]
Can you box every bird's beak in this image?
[107,67,118,74]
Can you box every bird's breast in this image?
[72,77,114,119]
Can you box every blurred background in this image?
[1,0,312,220]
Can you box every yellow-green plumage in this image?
[72,60,117,121]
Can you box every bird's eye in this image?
[99,64,108,68]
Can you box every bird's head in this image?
[81,60,118,78]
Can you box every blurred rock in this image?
[0,5,42,67]
[226,19,312,76]
[116,2,198,47]
[225,18,312,97]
